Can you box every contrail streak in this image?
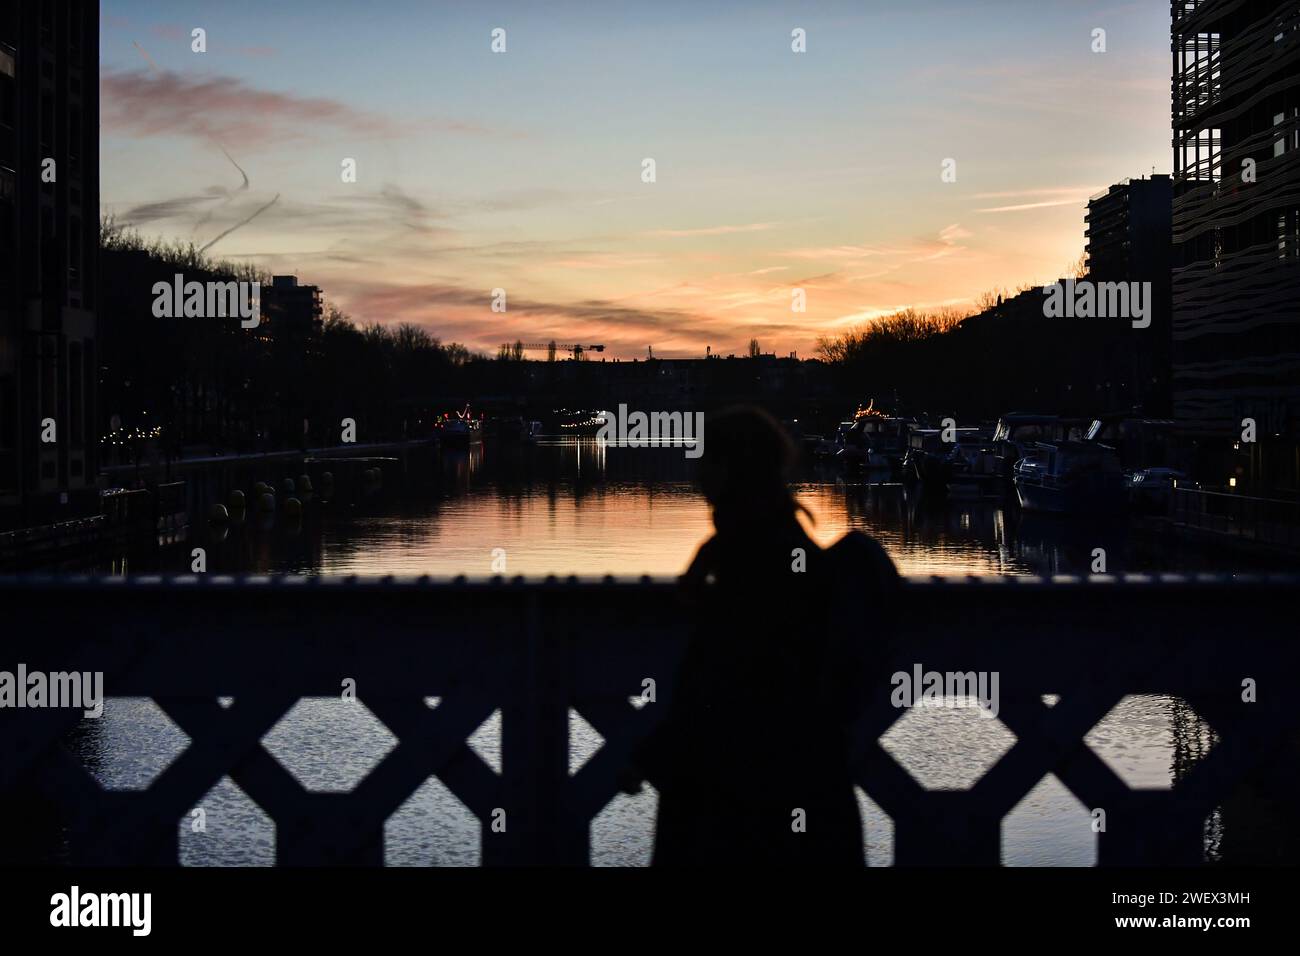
[218,144,250,192]
[132,40,258,241]
[198,193,280,254]
[132,40,161,73]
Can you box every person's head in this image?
[698,405,804,531]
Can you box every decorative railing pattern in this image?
[1,574,1297,865]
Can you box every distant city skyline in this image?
[100,0,1172,359]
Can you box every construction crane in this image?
[513,342,606,360]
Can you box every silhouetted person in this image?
[624,405,898,865]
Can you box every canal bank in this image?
[0,439,439,572]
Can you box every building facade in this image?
[0,0,99,528]
[261,275,322,447]
[1172,0,1300,491]
[1085,174,1174,417]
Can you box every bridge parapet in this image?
[1,573,1296,865]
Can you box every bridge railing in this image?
[1172,487,1300,551]
[1,574,1297,866]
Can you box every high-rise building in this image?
[0,1,99,528]
[1172,0,1300,490]
[1085,174,1174,416]
[261,275,322,446]
[1086,175,1173,282]
[261,275,323,337]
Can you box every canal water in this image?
[80,439,1260,865]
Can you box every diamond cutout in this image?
[569,708,605,776]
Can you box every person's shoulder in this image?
[679,534,722,594]
[827,530,899,584]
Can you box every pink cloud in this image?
[101,67,488,148]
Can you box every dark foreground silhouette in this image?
[625,406,899,865]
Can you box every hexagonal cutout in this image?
[70,697,190,791]
[878,699,1017,790]
[385,774,480,866]
[260,698,397,792]
[179,776,274,867]
[592,784,657,867]
[1002,773,1097,866]
[857,787,893,867]
[1083,694,1216,790]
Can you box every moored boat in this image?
[943,434,1002,499]
[903,427,1000,498]
[1126,467,1189,515]
[1013,440,1125,514]
[993,414,1087,479]
[436,406,483,446]
[832,401,913,475]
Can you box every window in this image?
[0,168,12,286]
[69,343,83,445]
[69,105,81,173]
[40,351,54,424]
[0,45,13,129]
[0,378,15,450]
[69,216,81,282]
[40,92,53,153]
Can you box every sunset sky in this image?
[100,0,1171,359]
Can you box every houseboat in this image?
[831,402,914,475]
[436,407,483,447]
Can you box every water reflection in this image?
[169,438,1256,578]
